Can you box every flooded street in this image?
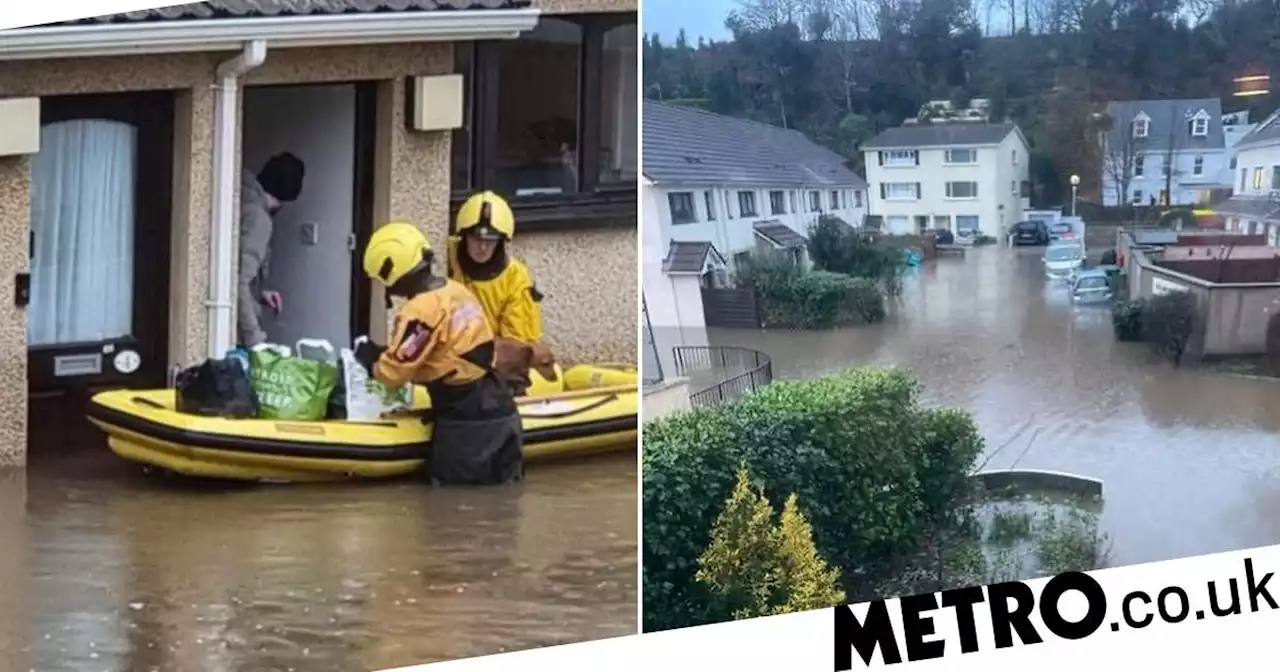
[708,246,1280,568]
[4,419,636,672]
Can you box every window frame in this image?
[704,190,716,220]
[738,190,758,217]
[769,190,786,215]
[944,148,977,165]
[1193,155,1204,176]
[880,149,919,167]
[808,190,822,212]
[668,191,697,225]
[1190,115,1209,137]
[1133,117,1149,138]
[449,13,637,230]
[1134,155,1145,177]
[945,181,978,199]
[829,190,839,210]
[880,182,921,201]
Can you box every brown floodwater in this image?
[2,409,636,672]
[706,246,1280,568]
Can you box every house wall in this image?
[641,182,709,373]
[648,181,866,275]
[864,134,1028,238]
[1108,149,1227,206]
[0,32,636,465]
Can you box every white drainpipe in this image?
[206,40,267,359]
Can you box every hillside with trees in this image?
[642,0,1280,206]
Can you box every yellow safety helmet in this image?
[363,222,431,288]
[456,190,515,240]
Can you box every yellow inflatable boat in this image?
[86,364,638,483]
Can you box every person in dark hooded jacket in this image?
[237,152,305,347]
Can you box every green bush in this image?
[737,254,886,328]
[807,216,908,293]
[1142,290,1198,365]
[696,468,846,620]
[1111,298,1146,341]
[642,367,985,632]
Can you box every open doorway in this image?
[240,82,377,352]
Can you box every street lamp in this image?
[1070,174,1081,217]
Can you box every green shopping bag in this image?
[248,341,340,421]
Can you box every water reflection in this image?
[709,246,1280,566]
[10,415,636,672]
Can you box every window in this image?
[1272,166,1280,190]
[738,191,758,217]
[885,215,910,234]
[1253,166,1265,190]
[789,191,797,212]
[879,149,918,167]
[956,216,980,234]
[724,191,734,219]
[945,181,978,199]
[704,190,716,220]
[30,119,138,346]
[1241,168,1248,192]
[809,190,822,211]
[769,190,786,215]
[945,148,976,164]
[450,14,636,220]
[830,190,840,209]
[1134,155,1145,177]
[1190,115,1208,137]
[1011,180,1018,195]
[1230,156,1238,170]
[1162,155,1171,177]
[1012,149,1019,165]
[1193,155,1204,176]
[1133,117,1149,138]
[1132,189,1143,203]
[853,190,862,208]
[668,191,696,224]
[880,182,920,200]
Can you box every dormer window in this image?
[1190,110,1210,137]
[1132,115,1149,139]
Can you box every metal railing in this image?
[642,296,664,385]
[672,345,773,408]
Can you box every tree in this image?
[1142,290,1198,366]
[1101,113,1143,206]
[696,467,847,620]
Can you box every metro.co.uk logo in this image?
[834,558,1277,669]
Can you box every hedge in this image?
[739,257,886,329]
[641,367,985,632]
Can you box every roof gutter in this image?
[0,9,541,60]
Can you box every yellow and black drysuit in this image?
[353,221,522,486]
[448,191,545,394]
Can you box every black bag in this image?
[175,358,259,419]
[326,358,348,420]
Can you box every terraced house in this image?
[0,0,638,465]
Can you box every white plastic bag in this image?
[339,336,413,421]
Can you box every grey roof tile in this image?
[663,240,720,274]
[1237,108,1280,149]
[753,220,807,248]
[861,121,1018,149]
[642,100,867,189]
[1103,98,1225,153]
[54,0,525,23]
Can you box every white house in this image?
[641,100,869,279]
[861,120,1031,237]
[1100,98,1240,207]
[1212,107,1280,244]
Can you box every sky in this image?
[643,0,736,43]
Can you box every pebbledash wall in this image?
[0,0,638,466]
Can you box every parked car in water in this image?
[1043,241,1085,281]
[1011,220,1050,246]
[1070,268,1114,304]
[1048,221,1075,243]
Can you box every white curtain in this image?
[28,119,137,346]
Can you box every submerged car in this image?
[1043,242,1084,280]
[1011,220,1050,246]
[1071,269,1114,304]
[1048,222,1075,243]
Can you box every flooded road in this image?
[708,246,1280,568]
[6,417,636,672]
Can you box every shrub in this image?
[1142,290,1197,365]
[642,367,985,632]
[972,234,997,246]
[696,468,846,621]
[740,261,886,329]
[1111,298,1146,341]
[807,216,908,293]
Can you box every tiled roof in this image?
[1103,98,1225,152]
[753,220,807,248]
[663,241,722,274]
[861,121,1018,149]
[642,100,867,189]
[52,0,526,23]
[1236,108,1280,150]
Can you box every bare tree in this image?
[730,0,810,31]
[1161,105,1184,206]
[826,0,875,112]
[1102,116,1143,206]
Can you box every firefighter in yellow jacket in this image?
[448,191,546,393]
[353,222,523,486]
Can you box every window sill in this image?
[882,164,917,169]
[944,197,979,201]
[943,163,978,167]
[883,197,920,202]
[451,191,636,232]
